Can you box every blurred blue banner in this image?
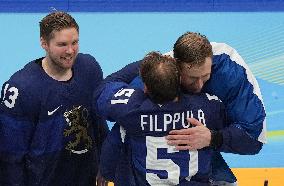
[1,0,284,12]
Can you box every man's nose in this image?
[66,45,74,54]
[196,78,204,89]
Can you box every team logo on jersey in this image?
[63,105,92,154]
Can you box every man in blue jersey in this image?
[96,52,230,185]
[0,11,108,186]
[98,32,266,185]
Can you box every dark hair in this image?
[140,51,180,104]
[39,11,79,42]
[173,32,212,66]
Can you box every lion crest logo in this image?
[63,106,92,154]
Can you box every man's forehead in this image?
[188,70,209,78]
[51,29,78,41]
[184,63,211,76]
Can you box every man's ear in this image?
[40,37,48,50]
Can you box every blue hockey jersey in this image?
[0,53,108,186]
[96,81,227,185]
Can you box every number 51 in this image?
[146,136,198,185]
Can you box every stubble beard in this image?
[49,53,78,71]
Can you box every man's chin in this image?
[182,87,201,94]
[62,60,75,68]
[193,90,202,93]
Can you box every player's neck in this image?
[42,58,73,82]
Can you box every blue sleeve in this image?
[104,60,141,83]
[0,82,35,185]
[93,60,141,117]
[95,82,132,122]
[220,125,263,155]
[93,115,109,157]
[84,53,109,153]
[216,66,264,154]
[100,124,135,185]
[204,93,262,155]
[84,53,104,88]
[93,60,142,118]
[206,43,266,154]
[99,124,123,181]
[224,73,265,141]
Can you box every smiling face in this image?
[41,27,79,71]
[179,57,212,93]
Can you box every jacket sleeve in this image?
[219,125,263,155]
[208,42,266,154]
[220,60,265,154]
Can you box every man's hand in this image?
[96,171,109,186]
[166,118,211,150]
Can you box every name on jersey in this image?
[140,109,206,132]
